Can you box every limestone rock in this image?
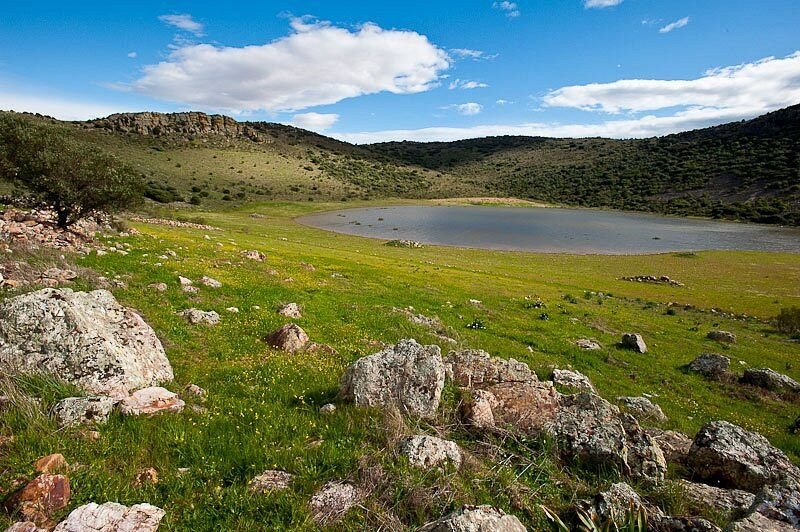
[467,381,561,434]
[750,479,800,527]
[265,324,309,353]
[52,396,114,427]
[645,429,693,464]
[444,349,537,389]
[198,276,222,288]
[689,353,731,380]
[576,338,602,350]
[419,505,527,532]
[119,387,185,416]
[725,512,796,531]
[651,516,722,531]
[277,303,302,319]
[178,308,220,325]
[707,330,736,344]
[552,368,596,393]
[309,481,362,525]
[53,502,165,532]
[0,288,173,398]
[400,435,462,470]
[182,285,199,294]
[248,470,294,493]
[740,368,800,394]
[676,479,755,517]
[178,276,193,286]
[461,389,499,429]
[621,333,648,353]
[133,468,158,487]
[687,420,800,492]
[182,384,207,402]
[594,482,643,523]
[617,396,667,423]
[5,523,48,532]
[242,250,265,262]
[340,339,445,418]
[147,283,167,293]
[320,403,336,414]
[4,474,70,526]
[33,454,68,474]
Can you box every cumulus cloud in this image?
[129,18,449,113]
[291,112,339,132]
[584,0,624,9]
[448,102,483,115]
[158,14,205,36]
[449,79,489,90]
[0,91,125,121]
[659,17,690,33]
[450,48,497,61]
[493,1,520,18]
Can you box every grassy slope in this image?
[1,201,799,530]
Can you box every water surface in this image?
[298,205,800,254]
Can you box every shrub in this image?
[774,306,800,337]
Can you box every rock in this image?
[225,307,239,313]
[790,415,800,434]
[304,343,338,356]
[444,349,537,389]
[645,429,693,464]
[576,338,602,350]
[33,454,68,474]
[265,324,309,353]
[248,470,294,493]
[725,512,796,531]
[740,368,800,394]
[465,381,561,434]
[133,468,158,487]
[687,420,800,492]
[178,276,193,286]
[400,435,462,470]
[552,368,596,393]
[4,474,70,526]
[676,479,755,517]
[707,330,736,344]
[594,482,643,523]
[182,384,207,401]
[309,481,362,525]
[688,353,731,380]
[182,285,199,294]
[320,403,336,414]
[178,308,220,325]
[617,396,667,423]
[461,389,498,429]
[277,303,302,319]
[198,276,222,288]
[750,479,800,527]
[119,387,185,416]
[621,333,648,353]
[242,250,265,261]
[0,288,174,398]
[419,505,527,531]
[5,523,48,532]
[340,339,445,418]
[651,516,722,531]
[52,396,115,427]
[385,240,424,248]
[147,282,167,292]
[53,502,165,532]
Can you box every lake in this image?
[297,205,800,254]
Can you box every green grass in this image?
[1,200,798,530]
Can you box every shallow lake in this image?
[298,205,800,254]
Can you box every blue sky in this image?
[1,1,799,142]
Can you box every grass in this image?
[1,200,798,530]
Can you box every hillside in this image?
[2,106,799,224]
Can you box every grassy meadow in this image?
[1,200,799,530]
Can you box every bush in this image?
[774,307,800,337]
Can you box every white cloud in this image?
[0,92,125,121]
[127,51,137,58]
[129,18,450,113]
[542,52,800,115]
[495,99,513,105]
[452,102,483,115]
[291,112,339,132]
[450,48,497,61]
[158,14,205,36]
[449,79,489,90]
[584,0,624,9]
[659,16,690,34]
[493,1,520,18]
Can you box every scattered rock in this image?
[119,387,185,416]
[309,481,362,525]
[33,454,68,474]
[178,276,193,286]
[707,330,736,344]
[4,474,70,527]
[248,470,294,493]
[617,396,667,423]
[594,482,643,523]
[52,502,165,532]
[0,288,174,398]
[552,368,596,393]
[147,282,167,293]
[400,435,462,470]
[385,240,424,248]
[277,303,302,319]
[265,323,309,353]
[445,349,537,389]
[419,505,526,531]
[576,339,602,350]
[198,276,222,288]
[740,368,800,394]
[651,516,721,531]
[5,522,48,532]
[621,275,684,287]
[750,478,800,527]
[645,429,693,464]
[320,403,336,414]
[304,342,338,356]
[687,420,800,492]
[52,396,115,427]
[725,512,796,531]
[133,468,158,487]
[241,250,265,261]
[676,479,755,517]
[461,389,499,430]
[225,307,239,313]
[299,262,315,271]
[621,333,648,353]
[178,308,220,325]
[182,384,207,402]
[182,285,199,294]
[688,353,731,380]
[340,339,445,418]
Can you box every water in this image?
[298,205,800,254]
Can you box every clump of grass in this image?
[774,306,800,338]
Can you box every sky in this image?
[1,1,799,143]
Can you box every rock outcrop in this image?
[552,369,596,393]
[645,428,692,464]
[419,505,527,531]
[86,112,264,142]
[0,288,173,398]
[445,349,537,388]
[617,396,667,423]
[677,479,755,518]
[53,502,165,532]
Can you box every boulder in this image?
[265,324,309,353]
[340,339,445,418]
[5,523,48,532]
[119,387,185,416]
[52,396,114,427]
[750,479,800,527]
[309,481,362,525]
[4,474,70,527]
[576,339,602,350]
[461,389,499,429]
[463,381,561,434]
[725,512,796,531]
[444,349,537,389]
[552,368,596,393]
[0,288,173,398]
[676,480,755,517]
[198,276,222,288]
[594,482,643,523]
[621,333,648,353]
[53,502,165,532]
[178,308,220,325]
[617,396,667,423]
[707,330,736,344]
[182,285,199,294]
[320,403,336,414]
[248,470,294,493]
[178,276,193,286]
[740,368,800,394]
[277,303,302,319]
[33,454,68,474]
[687,420,800,492]
[688,353,731,380]
[400,435,462,470]
[419,505,527,531]
[651,516,722,531]
[645,429,693,464]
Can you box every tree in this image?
[0,113,144,227]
